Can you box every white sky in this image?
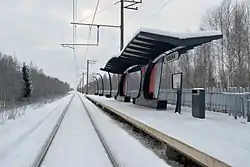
[0,0,232,87]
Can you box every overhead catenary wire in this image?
[138,0,175,27]
[83,0,101,68]
[126,0,174,28]
[73,0,78,60]
[72,0,77,53]
[82,0,145,64]
[73,0,78,86]
[79,0,120,22]
[151,0,174,16]
[126,2,144,23]
[80,0,174,71]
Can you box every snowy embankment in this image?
[0,93,70,124]
[0,93,72,167]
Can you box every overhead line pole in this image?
[68,0,141,50]
[63,1,143,92]
[86,60,89,94]
[82,72,84,93]
[116,0,124,98]
[121,0,124,51]
[86,60,96,94]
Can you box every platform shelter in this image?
[101,28,222,109]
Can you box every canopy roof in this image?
[101,27,222,74]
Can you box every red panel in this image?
[149,65,156,97]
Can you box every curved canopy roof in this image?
[101,27,222,74]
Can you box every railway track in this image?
[78,94,119,167]
[86,95,206,167]
[32,93,119,167]
[31,94,75,167]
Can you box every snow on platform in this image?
[87,95,250,167]
[0,94,73,167]
[42,95,113,167]
[80,94,169,167]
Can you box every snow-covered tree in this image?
[21,63,32,99]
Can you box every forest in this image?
[85,0,250,93]
[0,52,70,109]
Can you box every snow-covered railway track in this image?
[78,94,119,167]
[31,95,75,167]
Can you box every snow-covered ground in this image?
[88,95,250,167]
[0,93,73,167]
[0,94,69,124]
[81,94,169,167]
[42,94,113,167]
[0,92,172,167]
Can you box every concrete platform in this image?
[87,95,250,167]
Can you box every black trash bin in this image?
[192,88,205,119]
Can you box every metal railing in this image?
[102,88,250,119]
[158,89,250,119]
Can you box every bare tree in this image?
[204,0,250,87]
[178,52,194,88]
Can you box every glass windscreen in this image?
[127,71,142,97]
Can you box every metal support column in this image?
[86,60,89,94]
[120,0,124,51]
[81,72,84,93]
[96,73,104,96]
[93,76,99,95]
[106,72,112,98]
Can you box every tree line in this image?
[83,0,250,94]
[0,52,70,107]
[161,0,250,88]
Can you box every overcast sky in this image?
[0,0,234,87]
